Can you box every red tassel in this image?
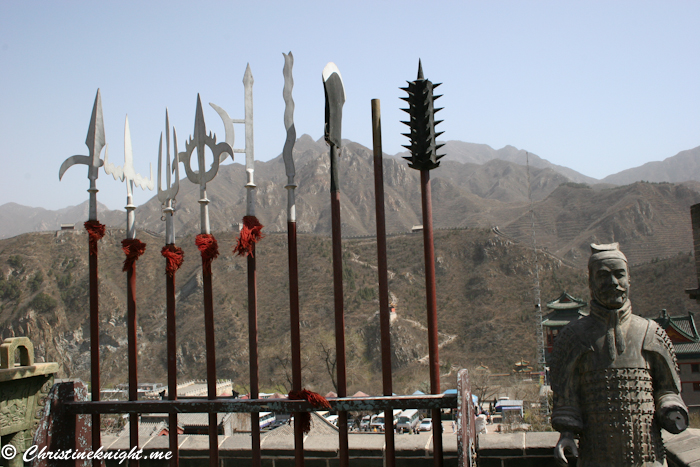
[233,216,264,257]
[121,238,147,272]
[161,244,184,277]
[288,389,331,434]
[196,234,219,275]
[84,220,106,255]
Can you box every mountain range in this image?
[5,135,700,267]
[2,136,700,393]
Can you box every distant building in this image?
[60,224,75,230]
[654,310,700,407]
[542,292,587,363]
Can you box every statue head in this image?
[588,243,629,309]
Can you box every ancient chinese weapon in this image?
[322,62,349,467]
[103,115,154,463]
[282,51,306,466]
[157,110,183,467]
[58,89,106,455]
[400,60,444,467]
[179,95,233,467]
[220,64,264,467]
[371,98,395,466]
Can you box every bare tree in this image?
[318,340,337,393]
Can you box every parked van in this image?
[396,409,420,433]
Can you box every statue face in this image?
[589,258,629,309]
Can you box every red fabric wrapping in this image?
[161,244,184,277]
[121,238,147,272]
[233,216,264,257]
[195,234,219,275]
[84,220,106,255]
[288,389,331,434]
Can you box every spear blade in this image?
[59,89,106,181]
[282,52,296,187]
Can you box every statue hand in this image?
[660,409,688,434]
[554,432,578,466]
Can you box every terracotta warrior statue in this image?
[551,243,688,466]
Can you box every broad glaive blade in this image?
[323,62,345,149]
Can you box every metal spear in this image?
[157,109,182,467]
[282,51,305,466]
[400,60,445,467]
[58,89,106,456]
[322,62,349,467]
[178,95,233,467]
[216,64,262,467]
[104,115,154,465]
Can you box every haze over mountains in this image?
[3,136,700,267]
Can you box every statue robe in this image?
[550,301,687,467]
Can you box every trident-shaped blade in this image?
[158,109,180,245]
[158,109,180,204]
[179,94,234,234]
[59,89,106,182]
[180,95,233,189]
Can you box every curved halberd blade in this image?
[209,103,235,163]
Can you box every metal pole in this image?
[282,51,304,466]
[202,267,218,467]
[330,151,349,467]
[371,99,395,466]
[323,62,348,467]
[166,272,179,467]
[88,241,101,458]
[288,221,304,466]
[127,263,138,467]
[420,169,443,467]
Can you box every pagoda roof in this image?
[546,292,587,310]
[654,310,699,344]
[542,307,588,328]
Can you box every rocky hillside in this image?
[602,146,700,185]
[1,221,697,395]
[501,182,700,267]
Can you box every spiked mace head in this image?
[400,60,444,171]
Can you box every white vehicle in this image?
[370,414,387,432]
[259,412,275,429]
[396,409,420,433]
[419,418,432,432]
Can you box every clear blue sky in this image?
[1,1,698,210]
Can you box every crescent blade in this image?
[58,155,92,180]
[209,103,235,163]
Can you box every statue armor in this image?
[551,302,686,467]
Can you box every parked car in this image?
[360,415,372,431]
[419,418,432,432]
